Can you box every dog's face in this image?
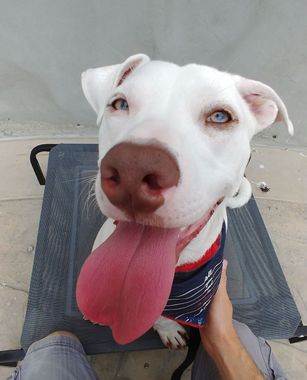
[82,54,293,228]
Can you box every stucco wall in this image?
[0,0,306,147]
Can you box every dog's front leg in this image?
[153,317,188,350]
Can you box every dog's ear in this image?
[234,75,294,136]
[81,54,150,124]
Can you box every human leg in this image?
[7,332,99,380]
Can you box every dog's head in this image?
[82,54,293,228]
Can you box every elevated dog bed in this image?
[0,144,304,375]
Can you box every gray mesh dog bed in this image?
[0,143,303,371]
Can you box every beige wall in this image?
[0,0,305,147]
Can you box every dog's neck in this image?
[176,204,227,267]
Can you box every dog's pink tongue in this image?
[76,221,179,344]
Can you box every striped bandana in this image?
[162,223,226,328]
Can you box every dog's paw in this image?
[153,317,188,350]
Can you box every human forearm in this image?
[202,329,265,380]
[200,260,264,379]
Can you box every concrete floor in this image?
[0,123,306,379]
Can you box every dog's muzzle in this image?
[100,142,180,217]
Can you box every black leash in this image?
[171,328,201,380]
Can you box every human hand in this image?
[200,260,237,352]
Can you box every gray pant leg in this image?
[7,335,99,380]
[191,320,288,380]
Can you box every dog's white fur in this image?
[82,54,293,348]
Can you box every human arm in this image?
[200,260,265,380]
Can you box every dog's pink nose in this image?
[101,143,180,216]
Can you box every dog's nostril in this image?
[110,174,120,184]
[143,174,162,190]
[106,167,121,184]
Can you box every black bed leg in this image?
[30,144,57,185]
[0,349,25,367]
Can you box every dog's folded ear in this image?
[234,75,294,136]
[81,54,150,125]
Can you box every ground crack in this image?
[0,282,28,294]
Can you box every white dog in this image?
[76,54,293,349]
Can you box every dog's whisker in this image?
[87,197,98,219]
[61,174,97,184]
[85,189,97,215]
[73,173,97,217]
[82,179,98,219]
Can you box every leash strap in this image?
[171,327,201,380]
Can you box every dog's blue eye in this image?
[207,110,232,124]
[111,98,129,111]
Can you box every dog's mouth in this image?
[76,198,223,344]
[176,198,223,254]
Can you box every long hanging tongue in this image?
[76,221,179,344]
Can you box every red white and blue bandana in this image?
[162,223,226,328]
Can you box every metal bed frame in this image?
[0,144,305,380]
